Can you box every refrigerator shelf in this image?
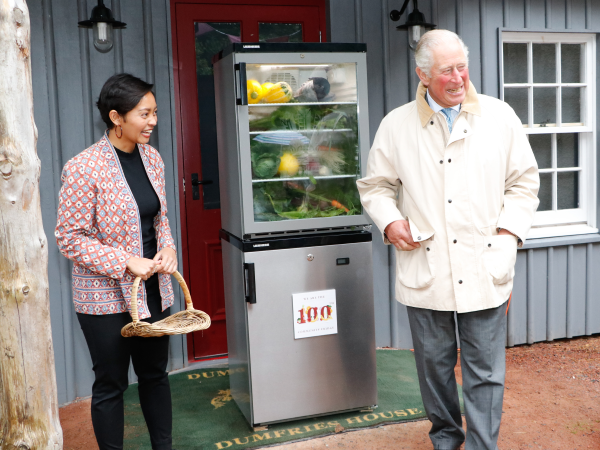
[249,129,353,135]
[248,101,358,107]
[252,174,358,183]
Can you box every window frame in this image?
[500,31,597,240]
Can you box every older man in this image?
[357,30,539,449]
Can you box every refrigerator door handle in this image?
[244,262,257,304]
[236,62,248,106]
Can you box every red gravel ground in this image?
[60,336,600,449]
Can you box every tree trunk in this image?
[0,1,63,449]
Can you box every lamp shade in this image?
[78,1,126,29]
[390,0,436,51]
[78,1,126,53]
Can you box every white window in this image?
[501,32,597,239]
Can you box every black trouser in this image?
[77,275,172,450]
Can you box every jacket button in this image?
[464,129,467,133]
[448,158,452,163]
[417,236,421,240]
[426,247,430,251]
[430,121,434,125]
[458,280,463,284]
[453,239,457,243]
[448,199,452,203]
[488,243,492,247]
[439,160,443,164]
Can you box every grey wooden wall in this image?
[29,0,600,405]
[328,0,600,349]
[30,0,186,406]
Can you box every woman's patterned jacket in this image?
[55,133,176,319]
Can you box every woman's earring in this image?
[116,125,123,139]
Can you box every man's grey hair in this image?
[415,29,469,77]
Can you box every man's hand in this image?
[498,228,516,237]
[385,220,421,251]
[153,247,177,275]
[126,257,158,280]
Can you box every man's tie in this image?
[441,107,456,133]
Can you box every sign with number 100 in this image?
[292,289,337,339]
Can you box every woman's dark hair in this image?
[96,73,154,129]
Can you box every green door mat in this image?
[124,349,463,449]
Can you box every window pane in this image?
[533,44,556,83]
[557,133,579,168]
[529,134,552,169]
[504,88,528,126]
[259,23,303,43]
[562,87,582,125]
[503,43,527,83]
[561,44,583,83]
[538,173,553,211]
[557,171,579,209]
[533,88,556,126]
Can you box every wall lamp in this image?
[390,0,436,51]
[78,0,126,53]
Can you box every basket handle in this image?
[130,270,194,324]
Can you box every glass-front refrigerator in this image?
[214,43,376,427]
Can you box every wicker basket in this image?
[121,270,211,338]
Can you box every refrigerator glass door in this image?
[235,53,370,236]
[247,62,362,224]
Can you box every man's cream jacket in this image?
[357,82,540,313]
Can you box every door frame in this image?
[170,0,328,362]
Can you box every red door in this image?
[171,0,327,361]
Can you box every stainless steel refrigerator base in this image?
[222,236,377,426]
[255,404,379,427]
[221,239,253,424]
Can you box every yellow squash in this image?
[261,82,274,92]
[278,153,300,177]
[247,79,263,104]
[262,81,293,104]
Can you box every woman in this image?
[55,73,177,450]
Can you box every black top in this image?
[115,145,161,259]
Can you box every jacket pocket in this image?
[396,238,436,289]
[482,235,518,285]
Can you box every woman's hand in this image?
[126,257,158,280]
[153,247,177,275]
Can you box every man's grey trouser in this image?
[406,301,507,450]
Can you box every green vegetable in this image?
[252,155,280,179]
[250,141,282,179]
[252,178,361,222]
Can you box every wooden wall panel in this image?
[508,252,528,346]
[461,0,482,91]
[551,0,568,28]
[567,245,588,337]
[528,0,549,28]
[571,0,588,28]
[482,0,505,97]
[507,0,526,28]
[529,248,549,343]
[587,243,600,334]
[549,246,569,339]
